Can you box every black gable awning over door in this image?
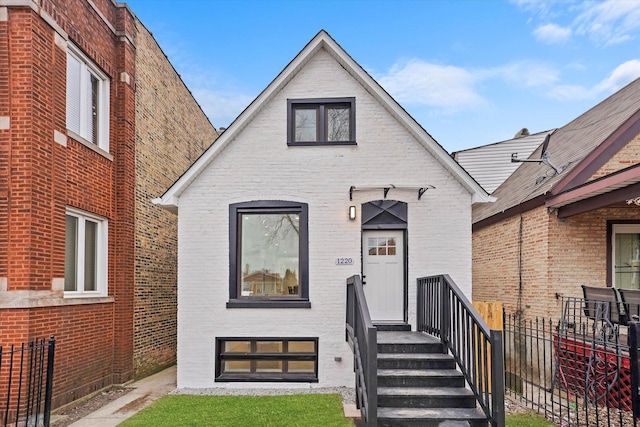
[361,200,407,229]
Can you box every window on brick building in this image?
[287,98,355,145]
[611,223,640,290]
[227,201,310,308]
[66,43,110,151]
[65,208,108,296]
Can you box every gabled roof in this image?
[154,30,492,213]
[473,77,640,227]
[453,129,554,193]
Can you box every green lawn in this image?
[118,394,354,427]
[506,413,557,427]
[120,393,555,427]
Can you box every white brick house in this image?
[154,30,491,389]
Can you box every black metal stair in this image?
[376,331,489,427]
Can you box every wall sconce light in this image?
[349,206,357,221]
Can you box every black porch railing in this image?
[345,274,377,426]
[417,274,505,426]
[1,336,56,427]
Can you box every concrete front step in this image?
[377,407,489,427]
[378,386,477,408]
[378,342,445,354]
[374,323,412,332]
[378,368,465,388]
[378,352,456,370]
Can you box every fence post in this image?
[43,336,56,427]
[490,330,505,427]
[629,321,640,420]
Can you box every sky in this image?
[124,0,640,153]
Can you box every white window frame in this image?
[611,223,640,289]
[64,207,108,297]
[66,43,110,151]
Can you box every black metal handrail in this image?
[1,336,56,427]
[345,274,377,426]
[417,274,505,427]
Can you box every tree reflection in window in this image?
[327,106,349,141]
[240,213,300,297]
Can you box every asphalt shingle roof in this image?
[473,77,640,224]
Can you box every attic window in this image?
[287,98,356,146]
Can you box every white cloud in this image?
[376,60,485,111]
[375,59,564,113]
[548,60,640,100]
[510,0,565,20]
[376,54,640,111]
[489,61,561,87]
[516,0,640,47]
[547,84,592,100]
[573,0,640,46]
[533,23,572,44]
[594,59,640,92]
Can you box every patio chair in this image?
[581,285,627,325]
[619,288,640,322]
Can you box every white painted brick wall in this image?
[176,49,473,389]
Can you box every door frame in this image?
[360,200,408,324]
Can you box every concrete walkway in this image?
[65,365,176,427]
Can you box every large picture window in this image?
[229,201,309,308]
[65,208,108,297]
[216,337,318,382]
[66,43,110,151]
[287,98,355,145]
[611,223,640,290]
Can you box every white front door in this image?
[363,230,404,322]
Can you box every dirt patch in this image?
[52,387,132,426]
[505,394,537,415]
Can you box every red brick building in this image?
[0,0,217,409]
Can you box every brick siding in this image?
[473,203,640,320]
[133,20,217,378]
[590,132,640,180]
[0,0,216,408]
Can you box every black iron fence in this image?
[504,298,640,427]
[1,336,55,427]
[417,274,505,426]
[345,274,377,426]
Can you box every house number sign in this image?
[335,258,354,265]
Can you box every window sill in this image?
[215,374,318,383]
[64,293,109,299]
[287,141,357,147]
[67,130,113,161]
[226,299,311,309]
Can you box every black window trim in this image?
[287,97,356,146]
[215,337,319,382]
[228,200,310,308]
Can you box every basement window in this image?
[216,338,318,382]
